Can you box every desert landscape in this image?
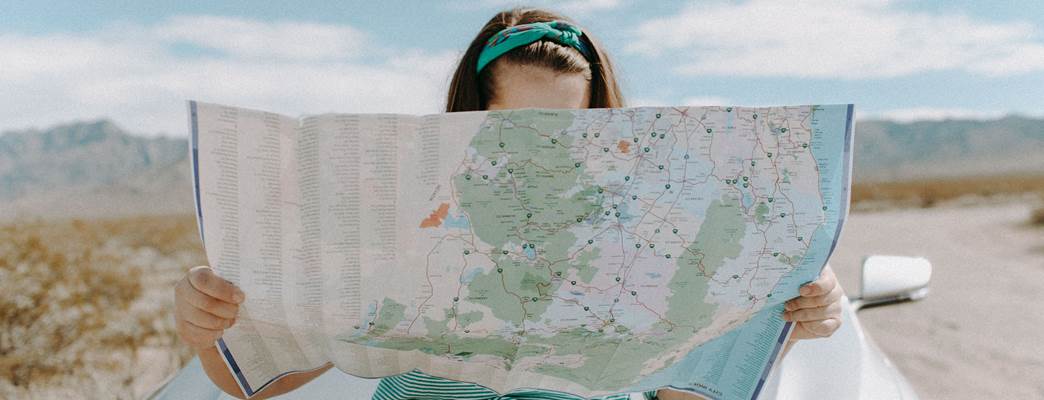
[832,194,1044,399]
[1,118,1042,399]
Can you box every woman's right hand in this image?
[174,265,245,351]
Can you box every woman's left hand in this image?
[783,264,844,340]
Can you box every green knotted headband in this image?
[476,20,593,73]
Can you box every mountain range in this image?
[1,116,1042,219]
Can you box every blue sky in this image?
[2,0,1043,136]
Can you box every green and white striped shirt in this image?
[372,370,658,400]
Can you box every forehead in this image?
[488,61,590,109]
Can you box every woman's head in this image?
[445,7,625,112]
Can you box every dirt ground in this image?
[829,197,1044,399]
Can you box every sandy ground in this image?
[829,197,1044,399]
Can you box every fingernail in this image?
[233,287,245,303]
[782,312,791,321]
[799,286,811,295]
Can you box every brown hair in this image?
[445,7,626,112]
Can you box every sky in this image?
[2,0,1043,137]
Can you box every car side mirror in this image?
[853,255,932,310]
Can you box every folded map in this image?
[188,101,854,399]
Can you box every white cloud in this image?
[626,0,1044,79]
[154,15,370,61]
[556,0,623,16]
[467,0,623,17]
[0,16,458,136]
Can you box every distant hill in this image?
[855,116,1044,181]
[0,120,192,219]
[0,116,1041,219]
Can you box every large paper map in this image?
[189,102,854,399]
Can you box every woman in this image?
[173,7,844,400]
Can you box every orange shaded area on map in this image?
[420,203,450,228]
[617,140,631,154]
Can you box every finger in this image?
[178,319,224,347]
[786,283,843,311]
[188,266,244,304]
[799,266,837,297]
[803,317,842,338]
[789,321,819,341]
[178,303,234,330]
[177,281,239,319]
[785,301,842,322]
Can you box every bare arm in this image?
[197,346,333,399]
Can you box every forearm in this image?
[198,345,333,399]
[199,346,247,398]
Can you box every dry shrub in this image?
[1031,206,1044,226]
[0,215,205,399]
[852,174,1044,209]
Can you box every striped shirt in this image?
[372,370,658,400]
